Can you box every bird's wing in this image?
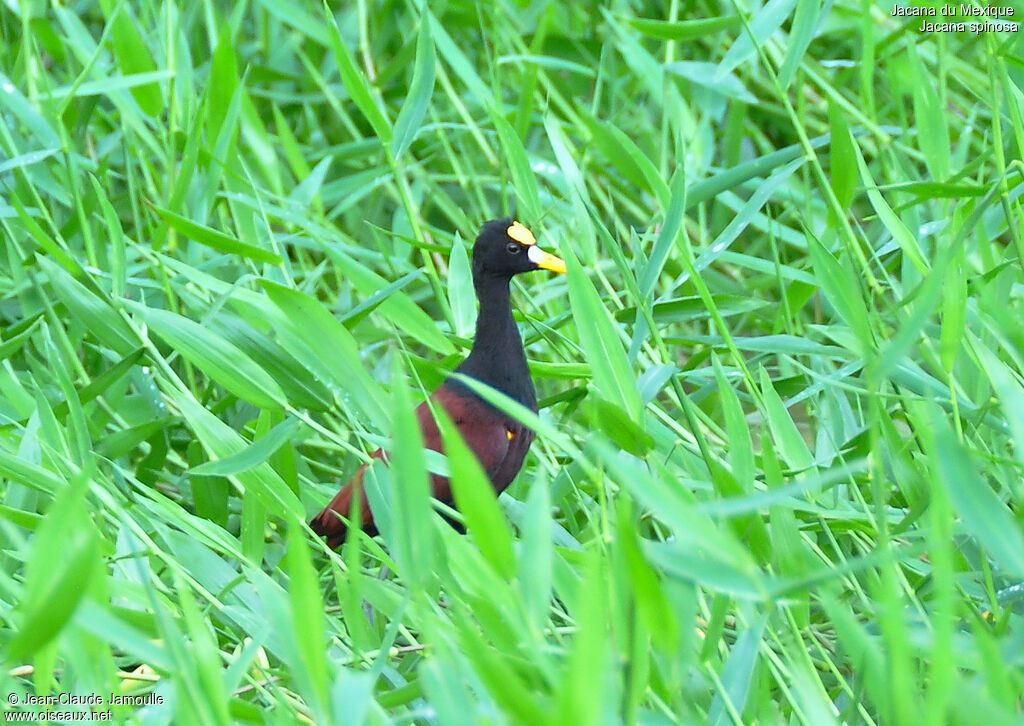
[418,384,512,501]
[310,383,528,547]
[308,449,382,548]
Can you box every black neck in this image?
[453,275,536,409]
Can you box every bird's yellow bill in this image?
[527,245,567,274]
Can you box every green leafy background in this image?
[2,1,1023,723]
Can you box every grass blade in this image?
[391,15,435,160]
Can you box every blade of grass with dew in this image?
[260,280,388,428]
[132,303,287,411]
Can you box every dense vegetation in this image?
[2,0,1023,723]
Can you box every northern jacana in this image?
[310,219,566,547]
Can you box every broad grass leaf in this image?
[639,168,687,299]
[686,138,827,209]
[286,520,331,714]
[579,111,669,207]
[588,397,653,456]
[290,156,332,206]
[260,280,388,428]
[615,503,679,653]
[241,485,266,563]
[592,440,761,593]
[555,554,611,725]
[97,0,162,115]
[932,409,1024,577]
[713,355,754,488]
[718,0,797,77]
[491,112,541,223]
[828,100,857,214]
[454,617,552,724]
[974,341,1024,469]
[189,439,229,527]
[855,143,928,274]
[910,46,951,182]
[420,656,477,726]
[778,0,822,89]
[136,304,287,411]
[38,256,139,355]
[170,388,304,519]
[627,15,742,40]
[806,233,872,357]
[191,418,301,477]
[323,248,455,355]
[6,481,100,663]
[0,450,65,495]
[615,296,769,325]
[207,24,239,145]
[435,408,516,579]
[53,347,145,420]
[88,175,126,297]
[940,253,967,372]
[562,242,642,423]
[0,315,42,362]
[254,0,328,43]
[666,61,758,104]
[175,577,231,724]
[391,16,435,160]
[447,232,475,338]
[339,270,424,329]
[518,479,553,633]
[329,671,375,724]
[690,157,804,277]
[97,418,173,460]
[0,70,60,146]
[759,367,814,473]
[150,205,283,265]
[819,593,887,705]
[386,366,436,590]
[212,318,333,411]
[544,115,587,200]
[427,12,491,105]
[324,3,392,143]
[709,615,767,726]
[644,540,772,601]
[73,602,170,672]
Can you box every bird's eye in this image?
[506,242,521,254]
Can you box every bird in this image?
[309,219,566,548]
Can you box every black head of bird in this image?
[471,218,567,279]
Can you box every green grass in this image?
[2,0,1023,723]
